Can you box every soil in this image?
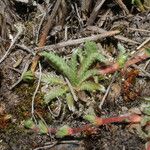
[0,0,150,150]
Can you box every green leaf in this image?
[24,118,35,129]
[84,41,98,55]
[56,125,72,138]
[22,71,34,82]
[44,86,69,104]
[69,50,78,74]
[117,54,128,68]
[117,43,126,53]
[77,48,84,63]
[132,0,145,11]
[66,93,75,112]
[79,69,100,84]
[141,116,150,126]
[83,114,96,124]
[84,41,106,62]
[38,121,48,134]
[40,51,75,84]
[41,73,65,85]
[145,48,150,56]
[79,41,106,76]
[79,81,105,92]
[143,107,150,115]
[79,52,101,75]
[117,44,128,68]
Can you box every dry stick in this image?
[86,0,106,25]
[65,77,78,102]
[81,0,92,15]
[36,30,120,51]
[137,37,150,50]
[31,0,62,72]
[9,57,31,90]
[33,142,58,150]
[114,0,129,15]
[87,26,138,44]
[39,0,62,46]
[48,97,62,117]
[0,24,23,64]
[128,28,150,33]
[16,44,35,55]
[99,72,117,109]
[98,9,110,27]
[31,62,42,123]
[144,59,150,70]
[132,64,150,78]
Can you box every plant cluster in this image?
[39,41,107,111]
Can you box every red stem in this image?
[31,114,142,136]
[71,124,93,134]
[101,114,141,125]
[100,52,149,75]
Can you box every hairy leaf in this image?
[146,48,150,56]
[44,86,69,104]
[79,81,105,92]
[79,52,101,75]
[22,70,34,82]
[41,73,65,85]
[38,121,48,134]
[84,41,98,55]
[24,118,35,129]
[56,125,72,138]
[117,43,128,68]
[40,51,76,84]
[79,69,100,84]
[84,41,106,62]
[68,50,79,85]
[66,93,75,112]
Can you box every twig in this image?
[33,141,58,150]
[132,64,150,78]
[38,0,62,47]
[98,9,110,27]
[0,23,23,64]
[99,72,117,109]
[37,141,80,150]
[35,12,46,44]
[8,67,22,74]
[137,37,150,50]
[48,97,62,117]
[65,77,78,102]
[31,0,62,72]
[36,30,120,51]
[114,0,129,15]
[87,0,106,25]
[15,44,35,55]
[128,28,150,33]
[9,58,31,90]
[87,26,138,44]
[144,59,150,70]
[74,3,84,28]
[31,62,42,120]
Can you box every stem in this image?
[99,52,149,75]
[29,114,142,136]
[101,114,141,125]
